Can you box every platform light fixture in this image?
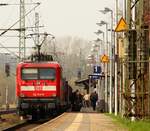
[99,7,114,114]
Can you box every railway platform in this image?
[30,108,126,131]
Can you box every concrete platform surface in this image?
[30,112,127,131]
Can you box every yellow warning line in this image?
[29,113,67,131]
[65,113,83,131]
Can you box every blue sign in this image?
[93,65,101,74]
[89,74,100,80]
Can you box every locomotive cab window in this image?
[21,68,56,80]
[39,68,56,80]
[22,68,38,80]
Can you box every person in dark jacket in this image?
[71,90,83,111]
[75,91,83,111]
[90,91,98,111]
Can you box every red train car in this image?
[16,61,72,119]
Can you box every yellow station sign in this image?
[115,17,127,32]
[101,54,109,63]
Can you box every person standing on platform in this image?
[71,89,83,111]
[83,93,90,107]
[71,90,78,111]
[75,91,83,111]
[90,91,98,111]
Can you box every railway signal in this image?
[5,63,10,77]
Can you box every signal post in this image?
[100,54,109,112]
[5,63,10,110]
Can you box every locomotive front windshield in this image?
[22,68,56,80]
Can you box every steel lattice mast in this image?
[35,12,39,45]
[122,0,150,120]
[19,0,25,61]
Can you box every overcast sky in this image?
[0,0,116,54]
[39,0,115,40]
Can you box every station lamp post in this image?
[94,38,102,56]
[96,21,108,58]
[94,38,102,42]
[99,7,113,114]
[94,30,105,55]
[94,30,105,74]
[95,22,109,112]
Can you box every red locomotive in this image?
[16,60,72,119]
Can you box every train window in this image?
[39,68,56,80]
[22,68,38,80]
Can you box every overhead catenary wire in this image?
[26,16,36,44]
[0,2,40,37]
[0,2,40,6]
[0,3,15,28]
[0,42,19,58]
[0,2,40,60]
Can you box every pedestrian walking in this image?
[90,91,98,111]
[71,90,83,111]
[83,93,90,107]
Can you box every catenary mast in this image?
[19,0,25,61]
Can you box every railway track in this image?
[3,120,48,131]
[2,114,61,131]
[0,108,17,115]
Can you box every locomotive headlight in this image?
[44,82,47,86]
[52,94,56,97]
[20,93,25,97]
[21,81,26,85]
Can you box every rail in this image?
[0,108,17,115]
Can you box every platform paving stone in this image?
[30,110,127,131]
